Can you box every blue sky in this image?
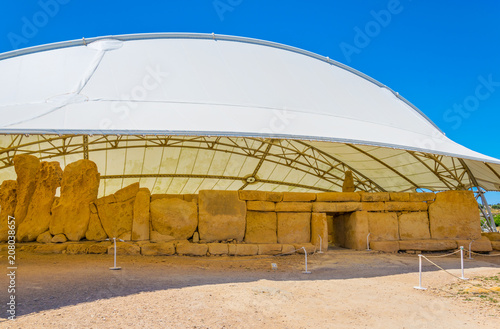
[1,0,499,203]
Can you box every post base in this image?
[302,271,311,274]
[413,286,427,290]
[109,267,122,270]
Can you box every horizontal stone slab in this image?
[360,202,386,212]
[258,244,283,255]
[34,244,68,254]
[316,192,360,202]
[208,243,229,255]
[370,241,400,253]
[456,236,492,252]
[275,202,312,212]
[398,240,457,251]
[389,193,410,202]
[238,190,283,202]
[481,232,500,241]
[282,192,316,202]
[312,202,362,213]
[141,242,176,256]
[247,201,275,212]
[361,192,389,202]
[228,244,259,256]
[108,242,141,255]
[176,241,208,256]
[294,243,316,254]
[385,202,428,212]
[409,193,435,202]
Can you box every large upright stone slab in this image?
[0,180,17,242]
[398,212,430,240]
[311,213,328,251]
[429,191,481,240]
[150,197,198,240]
[85,208,107,241]
[132,188,151,241]
[97,197,135,239]
[277,212,311,244]
[13,154,40,225]
[198,190,246,242]
[344,211,369,250]
[50,159,100,241]
[367,212,398,241]
[17,162,62,242]
[245,211,277,243]
[342,170,355,192]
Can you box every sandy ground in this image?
[0,247,499,328]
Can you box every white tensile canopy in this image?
[1,33,500,197]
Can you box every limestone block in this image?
[239,190,283,202]
[281,244,296,254]
[389,193,410,202]
[360,202,386,212]
[34,244,68,254]
[456,236,492,252]
[13,154,40,225]
[17,161,62,242]
[481,232,500,241]
[312,202,362,213]
[245,211,277,244]
[409,193,435,202]
[85,211,108,241]
[398,240,457,251]
[96,194,116,205]
[277,212,311,244]
[370,241,400,253]
[399,212,430,240]
[316,192,360,202]
[114,182,139,202]
[183,194,198,203]
[294,243,316,254]
[492,241,500,251]
[342,170,355,192]
[150,231,175,242]
[176,241,208,256]
[228,244,259,256]
[192,232,200,243]
[88,242,111,254]
[266,192,284,202]
[141,242,176,256]
[282,192,316,202]
[361,193,390,202]
[36,231,52,243]
[258,244,282,255]
[275,202,312,212]
[385,202,428,212]
[247,201,275,212]
[132,188,151,241]
[107,242,141,255]
[208,243,229,255]
[344,211,369,250]
[198,190,246,242]
[118,232,131,241]
[150,198,197,240]
[429,191,481,240]
[66,244,90,254]
[50,159,99,241]
[311,213,328,251]
[368,212,398,241]
[0,180,17,242]
[52,234,67,243]
[97,197,135,239]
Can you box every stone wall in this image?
[0,157,494,255]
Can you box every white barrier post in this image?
[366,233,371,251]
[302,247,311,274]
[468,240,474,260]
[414,254,427,290]
[109,237,122,270]
[460,246,468,280]
[317,234,324,254]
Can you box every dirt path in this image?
[1,249,499,328]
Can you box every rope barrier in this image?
[421,249,461,258]
[466,250,500,257]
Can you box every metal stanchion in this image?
[317,234,324,254]
[109,237,124,270]
[414,254,427,290]
[460,246,468,280]
[302,247,311,274]
[366,233,371,251]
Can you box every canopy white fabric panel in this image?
[0,33,499,195]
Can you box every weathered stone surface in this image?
[88,242,111,254]
[114,182,139,202]
[118,232,131,241]
[108,242,141,255]
[86,211,107,241]
[368,212,398,241]
[399,212,430,240]
[281,244,296,254]
[176,241,208,256]
[343,211,369,250]
[398,240,457,251]
[311,213,328,251]
[389,193,410,202]
[409,193,435,202]
[456,236,492,252]
[183,194,198,204]
[97,197,135,239]
[150,198,197,240]
[481,232,500,241]
[208,243,229,255]
[370,241,400,253]
[342,170,355,192]
[492,241,500,251]
[66,244,90,254]
[34,244,68,254]
[247,201,275,212]
[17,161,62,242]
[385,202,428,212]
[245,211,277,244]
[238,190,283,202]
[0,180,17,242]
[140,242,176,256]
[275,202,312,212]
[132,188,151,241]
[150,231,175,242]
[13,154,40,225]
[151,194,182,202]
[96,194,116,205]
[228,244,259,256]
[312,202,362,213]
[198,190,246,242]
[294,243,316,254]
[282,192,316,202]
[360,202,386,212]
[361,193,390,202]
[50,159,99,241]
[36,230,52,243]
[429,191,481,240]
[192,231,200,243]
[277,212,311,244]
[52,234,67,243]
[316,192,360,202]
[258,244,282,255]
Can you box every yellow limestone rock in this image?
[311,213,328,251]
[132,188,151,241]
[0,180,17,242]
[13,154,40,225]
[398,212,431,240]
[245,211,277,244]
[342,170,355,192]
[368,212,399,241]
[150,198,198,240]
[277,212,311,244]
